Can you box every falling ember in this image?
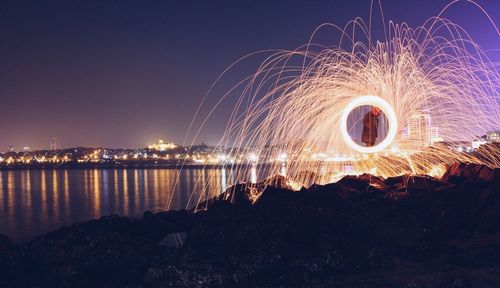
[175,3,499,209]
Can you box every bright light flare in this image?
[247,153,259,162]
[340,95,398,153]
[277,152,288,162]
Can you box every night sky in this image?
[1,0,498,150]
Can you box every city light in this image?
[148,139,177,151]
[277,152,287,162]
[247,153,259,163]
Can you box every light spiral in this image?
[174,3,500,209]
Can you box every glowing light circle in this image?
[340,95,397,154]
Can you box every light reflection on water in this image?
[0,168,235,242]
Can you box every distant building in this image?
[23,146,31,151]
[439,141,472,153]
[472,138,487,149]
[486,131,500,143]
[8,145,14,152]
[401,126,409,139]
[407,112,432,150]
[50,137,61,150]
[148,139,177,151]
[430,127,442,144]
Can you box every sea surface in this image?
[0,168,240,242]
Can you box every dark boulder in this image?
[16,215,163,287]
[2,163,500,287]
[442,162,500,182]
[0,234,18,285]
[217,183,255,206]
[142,209,194,239]
[386,174,449,192]
[0,233,16,252]
[337,173,387,192]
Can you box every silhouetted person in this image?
[362,106,381,146]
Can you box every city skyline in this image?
[1,0,499,149]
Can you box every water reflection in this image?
[250,164,257,183]
[0,165,294,241]
[221,169,227,192]
[280,162,286,177]
[0,168,228,242]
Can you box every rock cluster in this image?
[1,163,499,287]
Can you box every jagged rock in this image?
[207,175,298,208]
[442,162,500,182]
[386,174,449,192]
[142,209,194,238]
[216,183,255,206]
[17,215,164,287]
[0,234,17,285]
[262,174,297,190]
[293,171,319,187]
[337,173,387,194]
[159,232,187,247]
[0,233,16,252]
[1,163,500,287]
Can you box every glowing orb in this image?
[340,95,397,154]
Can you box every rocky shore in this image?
[1,163,499,287]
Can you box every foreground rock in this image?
[1,164,500,287]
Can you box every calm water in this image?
[0,168,233,242]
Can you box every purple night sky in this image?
[0,0,498,150]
